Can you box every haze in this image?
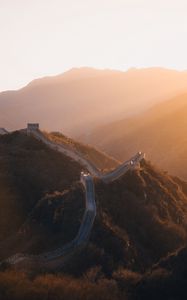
[1,0,187,91]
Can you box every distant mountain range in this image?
[1,67,187,137]
[82,93,187,180]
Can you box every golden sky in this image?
[0,0,187,91]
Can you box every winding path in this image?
[4,173,96,267]
[1,128,145,269]
[30,129,145,182]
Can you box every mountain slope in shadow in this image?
[0,132,187,299]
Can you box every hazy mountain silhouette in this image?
[83,93,187,179]
[1,67,187,136]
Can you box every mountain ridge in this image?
[82,93,187,180]
[1,67,187,136]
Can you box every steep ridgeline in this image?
[44,131,119,171]
[29,128,145,183]
[134,246,187,300]
[0,128,145,270]
[90,161,187,274]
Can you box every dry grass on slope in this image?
[0,270,127,300]
[92,160,187,272]
[44,131,120,171]
[0,131,82,243]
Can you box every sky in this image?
[0,0,187,91]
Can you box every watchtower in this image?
[27,123,39,134]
